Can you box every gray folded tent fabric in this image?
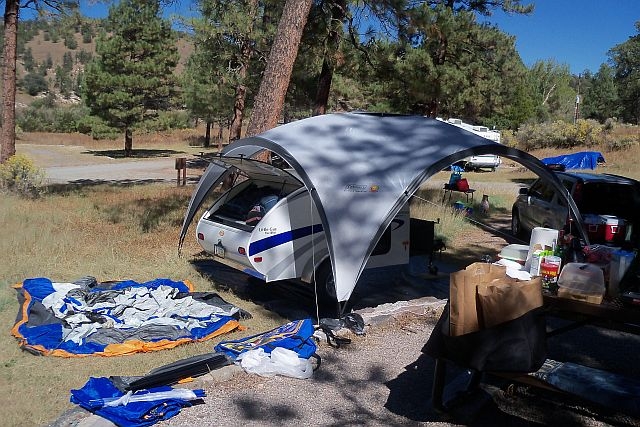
[180,112,586,303]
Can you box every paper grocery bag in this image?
[476,277,543,329]
[449,263,516,336]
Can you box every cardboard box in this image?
[557,288,604,304]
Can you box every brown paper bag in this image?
[449,263,517,336]
[476,277,543,329]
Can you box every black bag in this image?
[423,301,547,373]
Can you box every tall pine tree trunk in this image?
[246,0,313,139]
[313,59,333,116]
[217,125,224,152]
[229,0,258,142]
[313,0,345,116]
[124,128,133,157]
[1,0,19,163]
[229,80,248,142]
[204,121,211,147]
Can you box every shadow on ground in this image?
[190,255,453,320]
[85,148,186,159]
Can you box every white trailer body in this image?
[195,164,410,294]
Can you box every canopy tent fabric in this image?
[541,151,605,170]
[180,112,586,304]
[12,277,245,357]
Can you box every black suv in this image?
[511,172,640,244]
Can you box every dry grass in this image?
[0,183,285,427]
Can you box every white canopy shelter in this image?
[180,112,585,303]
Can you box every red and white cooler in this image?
[583,214,626,243]
[601,215,626,243]
[583,214,605,242]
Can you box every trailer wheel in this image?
[313,261,340,317]
[314,261,336,300]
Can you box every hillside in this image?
[11,25,193,109]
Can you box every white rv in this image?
[194,158,411,301]
[439,118,502,171]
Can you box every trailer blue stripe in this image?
[248,224,324,256]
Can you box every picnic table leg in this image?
[432,358,447,411]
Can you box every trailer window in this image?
[214,184,280,223]
[371,227,391,256]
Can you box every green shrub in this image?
[16,107,55,132]
[21,72,48,96]
[605,136,640,152]
[0,154,46,197]
[515,120,604,150]
[500,129,518,148]
[64,34,78,50]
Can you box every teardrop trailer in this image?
[191,156,413,302]
[179,112,584,313]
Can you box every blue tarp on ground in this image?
[71,377,205,426]
[12,278,245,357]
[541,151,605,170]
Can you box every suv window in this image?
[556,179,575,208]
[578,182,637,217]
[528,180,555,202]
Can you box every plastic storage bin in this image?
[498,244,529,265]
[557,262,605,304]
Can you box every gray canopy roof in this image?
[180,112,584,302]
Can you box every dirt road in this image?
[18,143,193,184]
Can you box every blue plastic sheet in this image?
[70,377,204,426]
[541,151,605,170]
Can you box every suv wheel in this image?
[511,209,523,237]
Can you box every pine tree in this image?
[246,0,313,138]
[183,0,272,145]
[83,0,178,157]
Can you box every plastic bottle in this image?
[565,237,585,263]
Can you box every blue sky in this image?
[72,1,639,74]
[482,0,640,74]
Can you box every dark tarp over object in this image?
[179,113,588,303]
[532,360,640,417]
[422,302,547,373]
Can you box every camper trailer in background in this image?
[439,118,502,171]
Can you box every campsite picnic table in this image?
[543,291,640,336]
[430,291,640,413]
[442,183,475,204]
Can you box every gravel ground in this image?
[160,305,450,427]
[51,297,640,427]
[154,305,639,427]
